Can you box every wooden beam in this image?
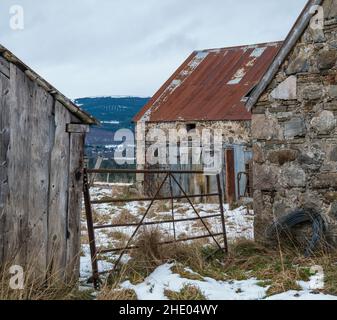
[66,124,90,134]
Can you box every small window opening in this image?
[186,123,196,132]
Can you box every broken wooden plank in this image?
[66,123,90,134]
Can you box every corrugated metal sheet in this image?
[134,42,283,122]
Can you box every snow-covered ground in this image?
[121,264,337,301]
[80,185,254,278]
[80,184,337,301]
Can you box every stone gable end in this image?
[252,0,337,242]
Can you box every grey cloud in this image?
[0,0,307,98]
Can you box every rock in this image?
[275,112,294,121]
[252,114,283,141]
[298,154,321,170]
[267,149,298,165]
[253,144,265,164]
[273,197,292,217]
[286,55,310,75]
[279,164,306,188]
[326,192,337,202]
[300,84,324,100]
[324,101,337,111]
[269,104,288,113]
[253,190,275,241]
[253,164,279,191]
[312,173,337,189]
[270,76,297,100]
[329,146,337,162]
[304,28,326,43]
[284,117,306,139]
[310,110,336,134]
[328,85,337,98]
[328,202,337,219]
[317,50,337,70]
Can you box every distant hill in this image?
[75,96,150,147]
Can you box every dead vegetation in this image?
[165,285,207,300]
[98,288,137,301]
[0,262,93,301]
[111,209,139,225]
[97,228,337,300]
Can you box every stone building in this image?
[134,42,282,202]
[246,0,337,240]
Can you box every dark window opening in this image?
[186,123,196,132]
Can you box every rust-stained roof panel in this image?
[134,42,283,122]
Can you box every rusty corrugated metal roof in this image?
[134,42,283,122]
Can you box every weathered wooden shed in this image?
[0,44,97,283]
[134,42,282,203]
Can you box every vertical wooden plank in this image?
[66,132,85,282]
[225,149,236,208]
[0,56,10,78]
[4,64,33,266]
[47,101,71,281]
[0,73,10,265]
[25,85,54,279]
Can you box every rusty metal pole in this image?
[169,174,177,242]
[217,173,228,254]
[83,169,100,289]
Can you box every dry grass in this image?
[175,207,189,214]
[171,265,205,282]
[146,202,171,219]
[154,214,173,222]
[98,288,137,300]
[106,231,129,242]
[0,264,93,300]
[192,219,211,230]
[0,246,96,301]
[111,209,139,225]
[165,284,207,300]
[92,210,111,225]
[129,228,171,273]
[94,223,337,300]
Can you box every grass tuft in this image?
[165,285,207,301]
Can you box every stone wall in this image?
[144,120,251,144]
[136,120,251,167]
[252,1,337,243]
[135,120,251,198]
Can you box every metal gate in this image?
[83,169,229,289]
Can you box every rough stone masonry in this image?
[252,0,337,244]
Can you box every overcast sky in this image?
[0,0,308,99]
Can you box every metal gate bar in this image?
[83,168,229,289]
[93,213,222,229]
[98,233,225,254]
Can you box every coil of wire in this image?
[266,208,326,257]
